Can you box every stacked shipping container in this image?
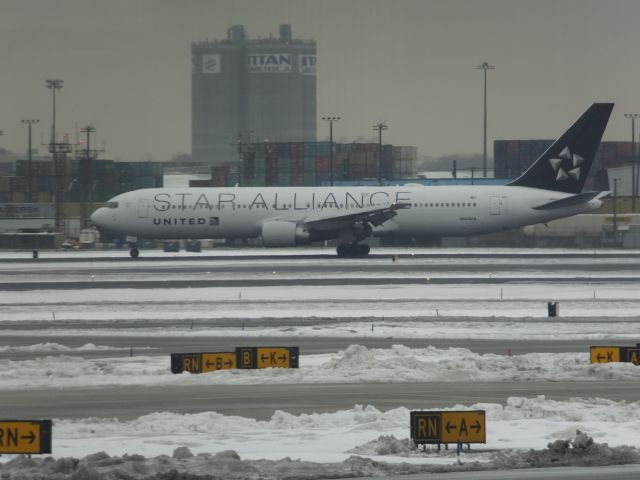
[195,141,417,188]
[0,159,164,204]
[493,140,554,180]
[494,140,634,189]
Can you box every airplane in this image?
[91,103,613,258]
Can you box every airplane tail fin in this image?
[507,103,614,194]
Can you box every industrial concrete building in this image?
[192,24,317,164]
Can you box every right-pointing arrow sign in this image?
[20,431,36,444]
[471,421,482,433]
[441,411,486,444]
[0,420,51,454]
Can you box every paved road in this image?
[2,250,640,264]
[1,380,638,420]
[3,258,640,274]
[3,275,640,290]
[3,251,639,289]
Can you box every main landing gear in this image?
[336,243,370,258]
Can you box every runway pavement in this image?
[5,275,640,290]
[3,251,640,289]
[2,380,639,421]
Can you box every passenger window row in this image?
[165,201,477,210]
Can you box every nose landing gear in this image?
[126,236,139,258]
[336,243,370,258]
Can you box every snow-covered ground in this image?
[2,317,640,341]
[2,344,640,472]
[1,250,640,477]
[2,395,640,479]
[3,284,640,323]
[46,396,640,463]
[2,344,639,390]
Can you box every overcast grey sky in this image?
[0,0,638,162]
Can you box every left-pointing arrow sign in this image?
[445,421,455,434]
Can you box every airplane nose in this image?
[90,208,104,226]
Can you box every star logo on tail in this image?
[549,146,584,182]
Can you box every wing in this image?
[302,202,411,231]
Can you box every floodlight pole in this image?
[322,116,340,186]
[46,79,63,148]
[373,122,388,186]
[21,119,39,203]
[624,113,640,212]
[476,62,495,178]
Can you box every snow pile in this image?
[54,404,407,443]
[2,432,639,480]
[0,354,169,389]
[348,434,418,456]
[0,449,463,479]
[0,342,127,353]
[350,431,640,469]
[2,345,640,390]
[492,430,640,469]
[313,344,640,384]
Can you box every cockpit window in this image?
[106,201,119,209]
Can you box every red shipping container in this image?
[265,158,278,171]
[615,142,632,157]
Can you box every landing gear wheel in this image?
[130,247,139,258]
[336,244,349,257]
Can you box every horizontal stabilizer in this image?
[532,191,606,210]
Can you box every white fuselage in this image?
[90,185,603,241]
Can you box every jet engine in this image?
[261,221,311,247]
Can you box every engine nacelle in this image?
[261,221,310,247]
